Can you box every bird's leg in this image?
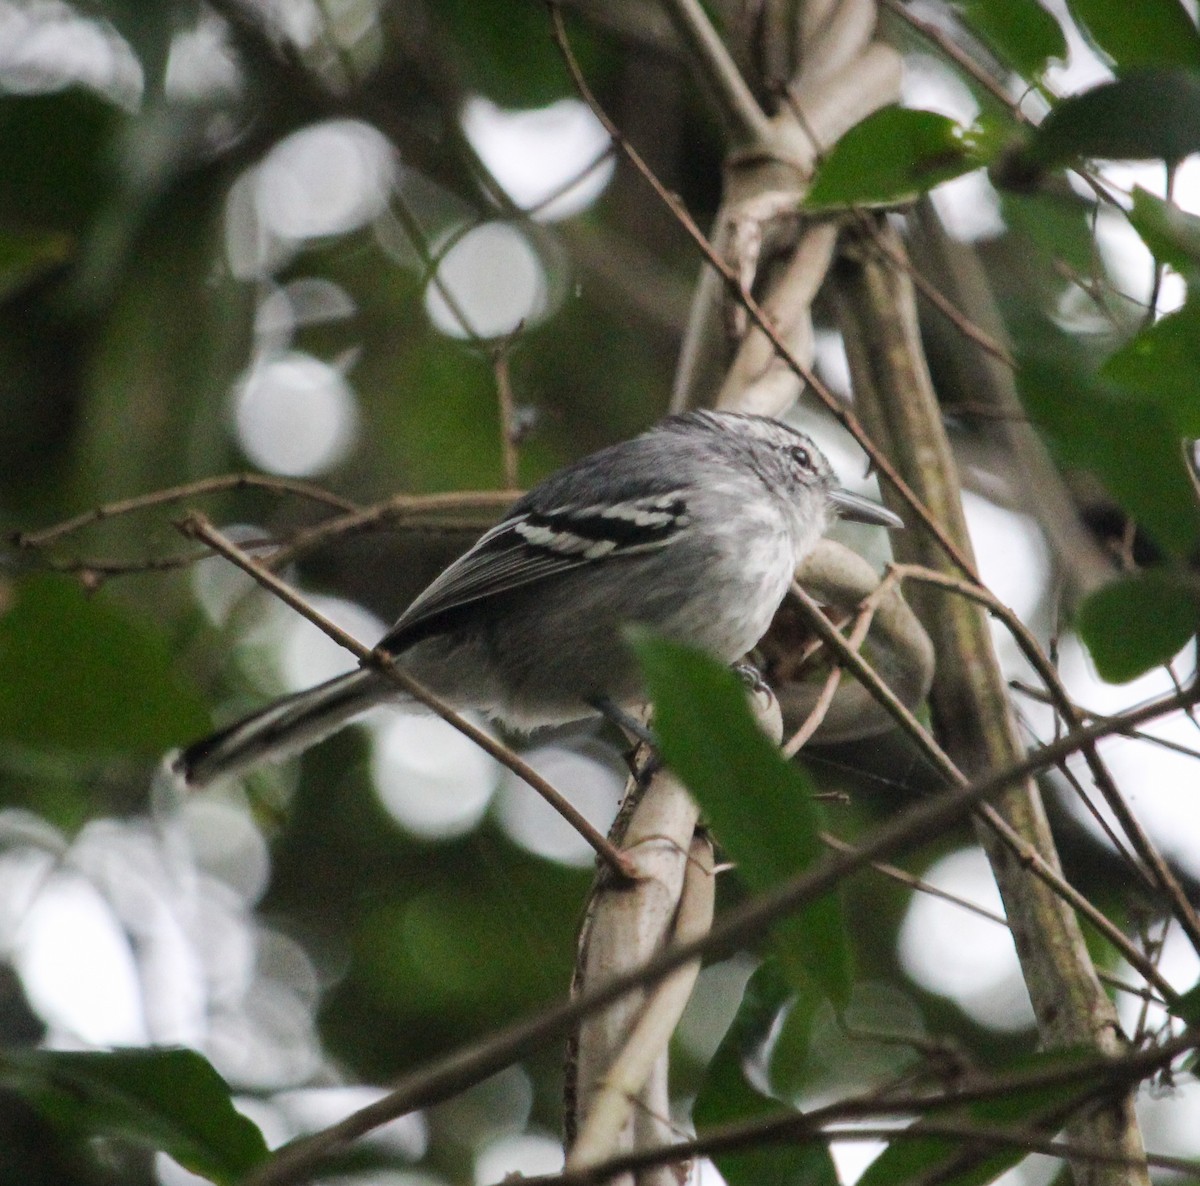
[588,696,662,782]
[587,695,658,748]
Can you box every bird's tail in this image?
[174,669,388,788]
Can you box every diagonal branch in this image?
[656,0,773,147]
[889,561,1200,959]
[175,512,636,882]
[241,684,1199,1186]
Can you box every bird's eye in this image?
[790,445,812,470]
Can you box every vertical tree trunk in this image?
[833,217,1149,1186]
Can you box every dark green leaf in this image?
[1076,570,1197,682]
[1018,354,1200,558]
[856,1047,1102,1186]
[432,0,605,106]
[694,963,838,1186]
[1101,295,1200,434]
[0,575,211,753]
[1128,186,1200,275]
[1026,69,1200,165]
[0,1047,268,1185]
[1067,0,1200,70]
[0,232,73,303]
[952,0,1067,78]
[999,190,1099,277]
[1170,981,1200,1024]
[634,635,852,1007]
[0,91,119,234]
[806,108,985,209]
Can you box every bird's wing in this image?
[378,490,692,652]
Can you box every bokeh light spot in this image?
[474,1131,563,1185]
[232,351,359,477]
[462,96,614,221]
[897,847,1035,1032]
[255,119,396,240]
[370,712,499,840]
[424,222,547,340]
[275,594,386,692]
[494,743,623,866]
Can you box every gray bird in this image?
[175,410,900,786]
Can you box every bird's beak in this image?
[828,487,904,528]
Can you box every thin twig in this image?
[820,831,1008,927]
[975,799,1178,1001]
[783,598,877,755]
[1013,682,1200,762]
[852,210,1016,368]
[12,474,359,550]
[878,0,1025,120]
[492,328,523,490]
[37,549,227,586]
[176,512,637,882]
[655,0,773,148]
[530,1113,1194,1186]
[532,1033,1199,1185]
[523,141,617,218]
[263,490,518,570]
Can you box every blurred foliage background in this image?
[3,1,1200,1184]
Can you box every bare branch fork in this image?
[527,1028,1200,1186]
[12,480,518,583]
[530,1107,1200,1186]
[887,561,1200,957]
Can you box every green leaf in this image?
[1101,295,1200,433]
[0,1047,268,1185]
[1128,186,1200,275]
[0,232,73,303]
[856,1047,1102,1186]
[1170,981,1200,1024]
[1067,0,1200,70]
[0,575,211,753]
[1018,353,1200,558]
[951,0,1067,79]
[0,91,119,235]
[694,963,838,1186]
[634,635,852,1008]
[1076,570,1198,682]
[432,0,605,107]
[1026,68,1200,165]
[1000,190,1100,277]
[806,108,985,209]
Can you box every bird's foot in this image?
[732,662,770,696]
